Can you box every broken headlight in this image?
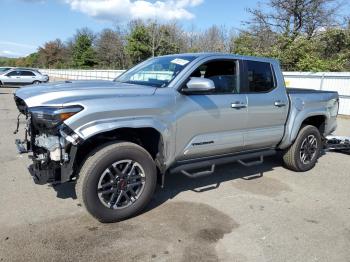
[29,106,83,129]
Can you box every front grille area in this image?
[14,96,27,114]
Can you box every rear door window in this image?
[246,61,275,93]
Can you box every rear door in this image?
[243,60,289,150]
[175,59,248,160]
[19,70,36,84]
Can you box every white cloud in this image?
[0,41,36,49]
[0,41,36,58]
[0,50,19,57]
[64,0,203,22]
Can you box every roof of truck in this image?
[162,52,279,64]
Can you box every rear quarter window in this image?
[246,61,275,93]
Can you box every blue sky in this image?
[1,0,261,57]
[1,0,348,58]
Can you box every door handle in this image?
[274,101,286,107]
[231,102,247,109]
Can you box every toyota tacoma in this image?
[13,53,339,222]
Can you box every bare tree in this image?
[198,25,228,52]
[38,39,66,68]
[246,0,342,41]
[96,28,128,69]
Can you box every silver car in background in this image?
[0,68,49,86]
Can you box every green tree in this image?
[126,20,184,65]
[72,30,97,68]
[126,22,152,64]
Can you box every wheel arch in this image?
[279,112,327,149]
[300,115,326,133]
[74,126,166,176]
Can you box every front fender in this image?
[69,116,176,167]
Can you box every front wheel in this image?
[283,125,322,172]
[76,142,157,223]
[33,80,41,85]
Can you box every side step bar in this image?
[181,165,216,179]
[170,149,276,178]
[238,155,264,167]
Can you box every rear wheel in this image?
[76,142,157,223]
[283,125,322,172]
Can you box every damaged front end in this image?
[14,96,83,185]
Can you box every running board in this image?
[238,156,264,167]
[170,149,276,176]
[181,165,215,179]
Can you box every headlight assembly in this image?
[29,106,83,129]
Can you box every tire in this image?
[283,125,322,172]
[33,80,40,85]
[76,142,157,223]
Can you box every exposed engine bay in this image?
[14,96,80,185]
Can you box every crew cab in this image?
[13,53,339,222]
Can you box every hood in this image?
[14,80,157,108]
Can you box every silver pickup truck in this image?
[14,53,339,222]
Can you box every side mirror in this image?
[182,77,215,94]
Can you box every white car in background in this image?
[0,68,49,86]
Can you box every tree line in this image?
[1,0,349,71]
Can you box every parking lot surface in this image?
[0,87,349,262]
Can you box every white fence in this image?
[40,69,125,81]
[283,72,350,115]
[40,69,350,115]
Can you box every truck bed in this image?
[278,87,339,149]
[287,88,337,95]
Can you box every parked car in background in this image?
[0,68,49,86]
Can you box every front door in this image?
[3,70,21,85]
[175,59,248,160]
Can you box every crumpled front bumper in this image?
[28,161,57,185]
[19,138,78,185]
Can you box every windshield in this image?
[0,68,11,73]
[115,56,196,88]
